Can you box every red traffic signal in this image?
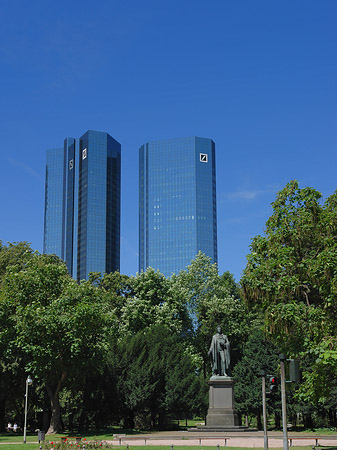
[269,376,278,392]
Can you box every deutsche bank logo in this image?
[69,159,74,170]
[200,153,208,163]
[82,148,87,160]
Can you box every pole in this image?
[23,378,29,444]
[261,371,268,450]
[279,355,288,450]
[23,376,32,444]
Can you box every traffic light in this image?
[289,359,300,382]
[269,376,278,392]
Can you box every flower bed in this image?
[41,439,114,449]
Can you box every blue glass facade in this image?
[77,131,121,281]
[43,130,121,281]
[139,136,217,277]
[63,138,75,274]
[43,148,64,258]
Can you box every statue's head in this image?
[216,325,222,334]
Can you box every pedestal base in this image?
[190,376,250,432]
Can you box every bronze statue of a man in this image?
[208,326,230,377]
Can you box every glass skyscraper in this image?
[43,130,121,281]
[139,136,217,277]
[43,147,65,259]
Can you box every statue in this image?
[208,326,230,377]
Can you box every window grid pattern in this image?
[64,138,75,275]
[44,131,121,282]
[139,136,217,277]
[43,148,64,257]
[77,131,121,281]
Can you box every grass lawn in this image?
[1,427,335,450]
[0,445,37,450]
[0,446,316,450]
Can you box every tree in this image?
[117,268,190,336]
[0,254,116,433]
[114,325,206,429]
[241,180,337,403]
[171,252,249,376]
[0,241,33,283]
[232,329,280,429]
[0,242,34,430]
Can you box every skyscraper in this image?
[139,136,217,277]
[43,130,121,280]
[43,147,66,259]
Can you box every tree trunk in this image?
[79,380,91,432]
[68,414,74,432]
[46,372,67,434]
[0,396,7,432]
[124,412,135,429]
[46,389,61,434]
[256,412,262,430]
[275,411,281,429]
[328,409,337,427]
[303,412,313,429]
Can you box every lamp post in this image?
[279,354,289,450]
[260,370,268,450]
[23,375,33,444]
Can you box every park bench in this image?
[115,435,230,447]
[290,437,337,448]
[289,437,319,446]
[196,437,230,447]
[313,446,337,450]
[61,436,82,443]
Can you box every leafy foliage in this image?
[114,325,207,428]
[0,254,116,433]
[116,268,190,336]
[241,180,337,402]
[171,252,249,374]
[233,329,280,428]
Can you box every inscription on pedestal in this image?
[206,377,239,427]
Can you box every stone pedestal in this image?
[190,376,250,432]
[206,377,239,427]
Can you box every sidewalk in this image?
[2,431,337,448]
[110,430,337,448]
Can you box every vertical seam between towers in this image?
[61,144,67,260]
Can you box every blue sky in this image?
[1,0,336,281]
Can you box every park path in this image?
[2,431,337,448]
[109,431,337,448]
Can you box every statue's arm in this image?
[208,336,214,356]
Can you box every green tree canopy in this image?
[233,329,280,429]
[241,180,337,402]
[0,254,116,433]
[0,241,34,284]
[117,267,190,336]
[114,325,206,429]
[171,252,249,375]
